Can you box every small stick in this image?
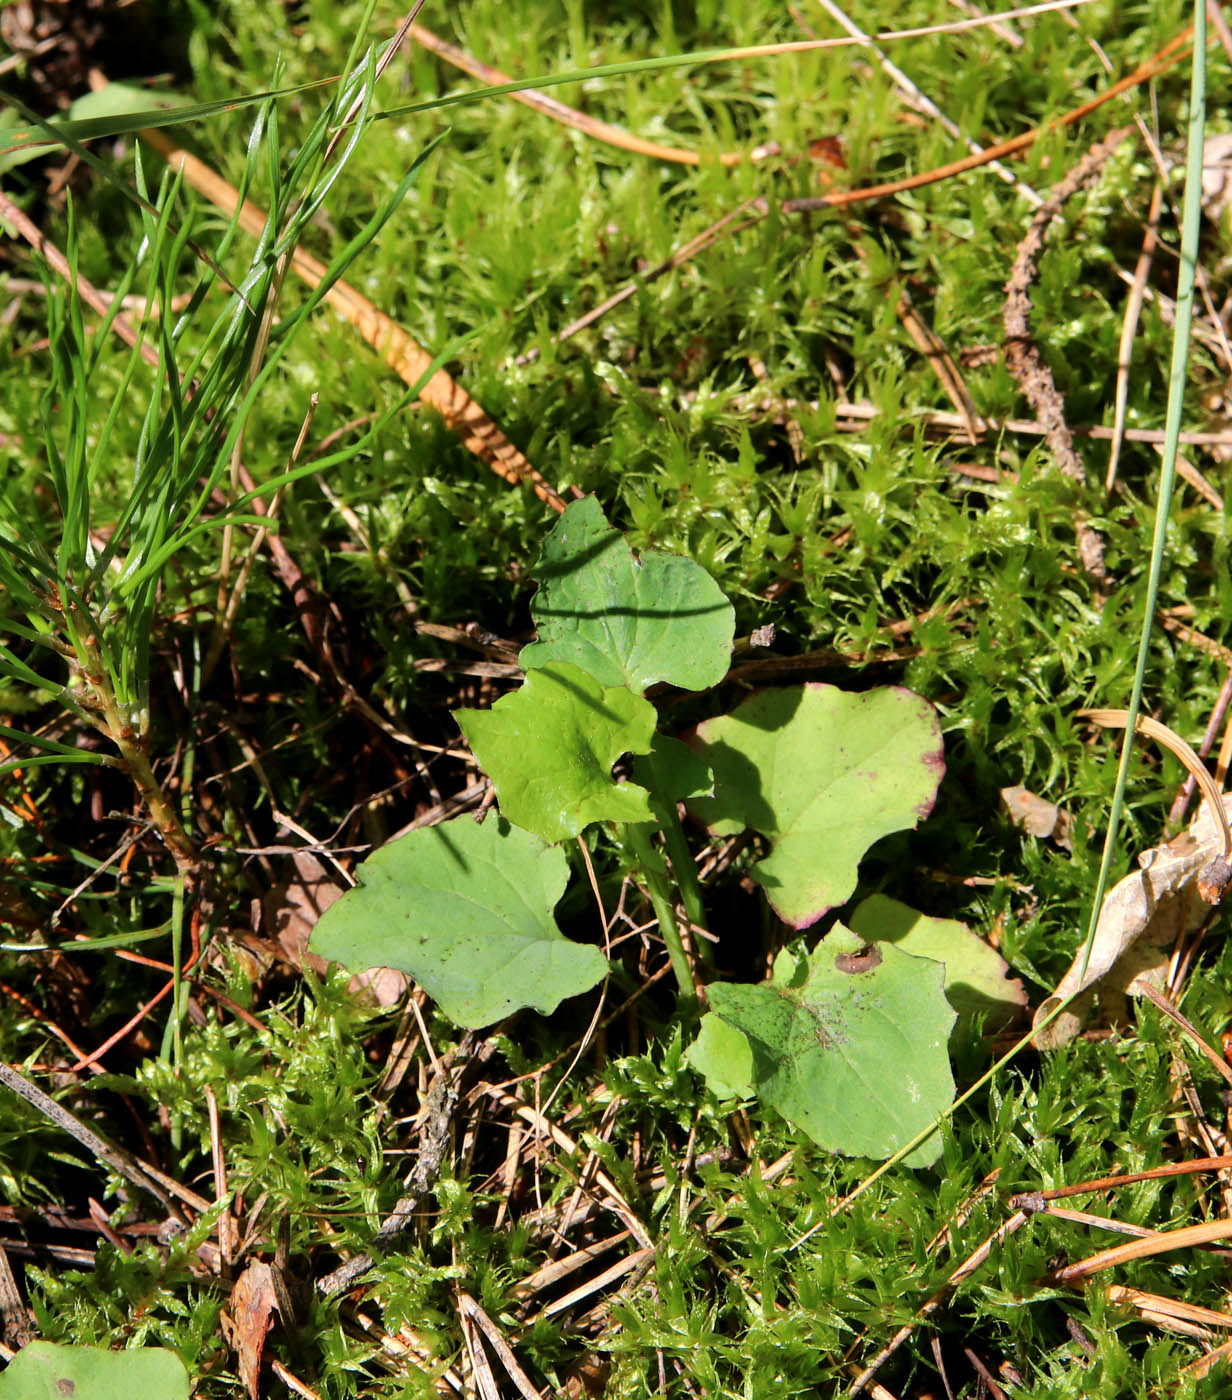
[1102,1283,1232,1335]
[894,283,984,441]
[317,1050,465,1296]
[847,1208,1033,1395]
[1210,0,1232,66]
[457,1293,545,1400]
[483,1087,653,1250]
[460,1310,502,1400]
[784,27,1191,215]
[1004,127,1136,580]
[1042,1204,1170,1240]
[964,1350,1008,1400]
[1167,667,1232,829]
[269,1359,324,1400]
[0,1060,185,1219]
[946,0,1024,48]
[810,0,1041,204]
[1180,1334,1232,1379]
[511,1231,631,1300]
[1054,1215,1232,1282]
[1010,1155,1232,1205]
[1136,982,1232,1090]
[409,21,756,169]
[205,1085,232,1273]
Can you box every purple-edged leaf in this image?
[688,684,943,928]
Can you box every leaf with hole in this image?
[691,927,955,1164]
[849,895,1027,1031]
[309,815,608,1028]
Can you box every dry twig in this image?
[1003,126,1135,581]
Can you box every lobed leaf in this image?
[520,496,734,693]
[310,816,608,1028]
[688,683,944,928]
[692,928,955,1165]
[457,660,656,844]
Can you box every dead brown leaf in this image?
[1033,795,1232,1049]
[259,851,343,975]
[1001,785,1074,850]
[259,852,407,1006]
[222,1259,289,1400]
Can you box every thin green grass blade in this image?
[0,726,118,771]
[0,927,170,953]
[1073,15,1206,985]
[330,0,383,125]
[0,78,336,149]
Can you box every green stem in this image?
[653,799,714,970]
[159,876,186,1151]
[624,823,697,1009]
[71,609,201,1103]
[72,620,198,877]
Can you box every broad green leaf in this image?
[519,496,734,693]
[310,816,607,1028]
[688,684,944,928]
[631,734,714,803]
[849,895,1028,1030]
[697,928,955,1165]
[0,1343,190,1400]
[686,1013,754,1099]
[457,661,656,843]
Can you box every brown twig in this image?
[1003,126,1135,581]
[1008,1155,1232,1207]
[1053,1215,1232,1282]
[0,1060,188,1219]
[1078,708,1232,860]
[456,1293,545,1400]
[784,27,1191,214]
[809,0,1040,204]
[1135,982,1232,1090]
[847,1208,1034,1395]
[894,282,983,441]
[317,1034,476,1296]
